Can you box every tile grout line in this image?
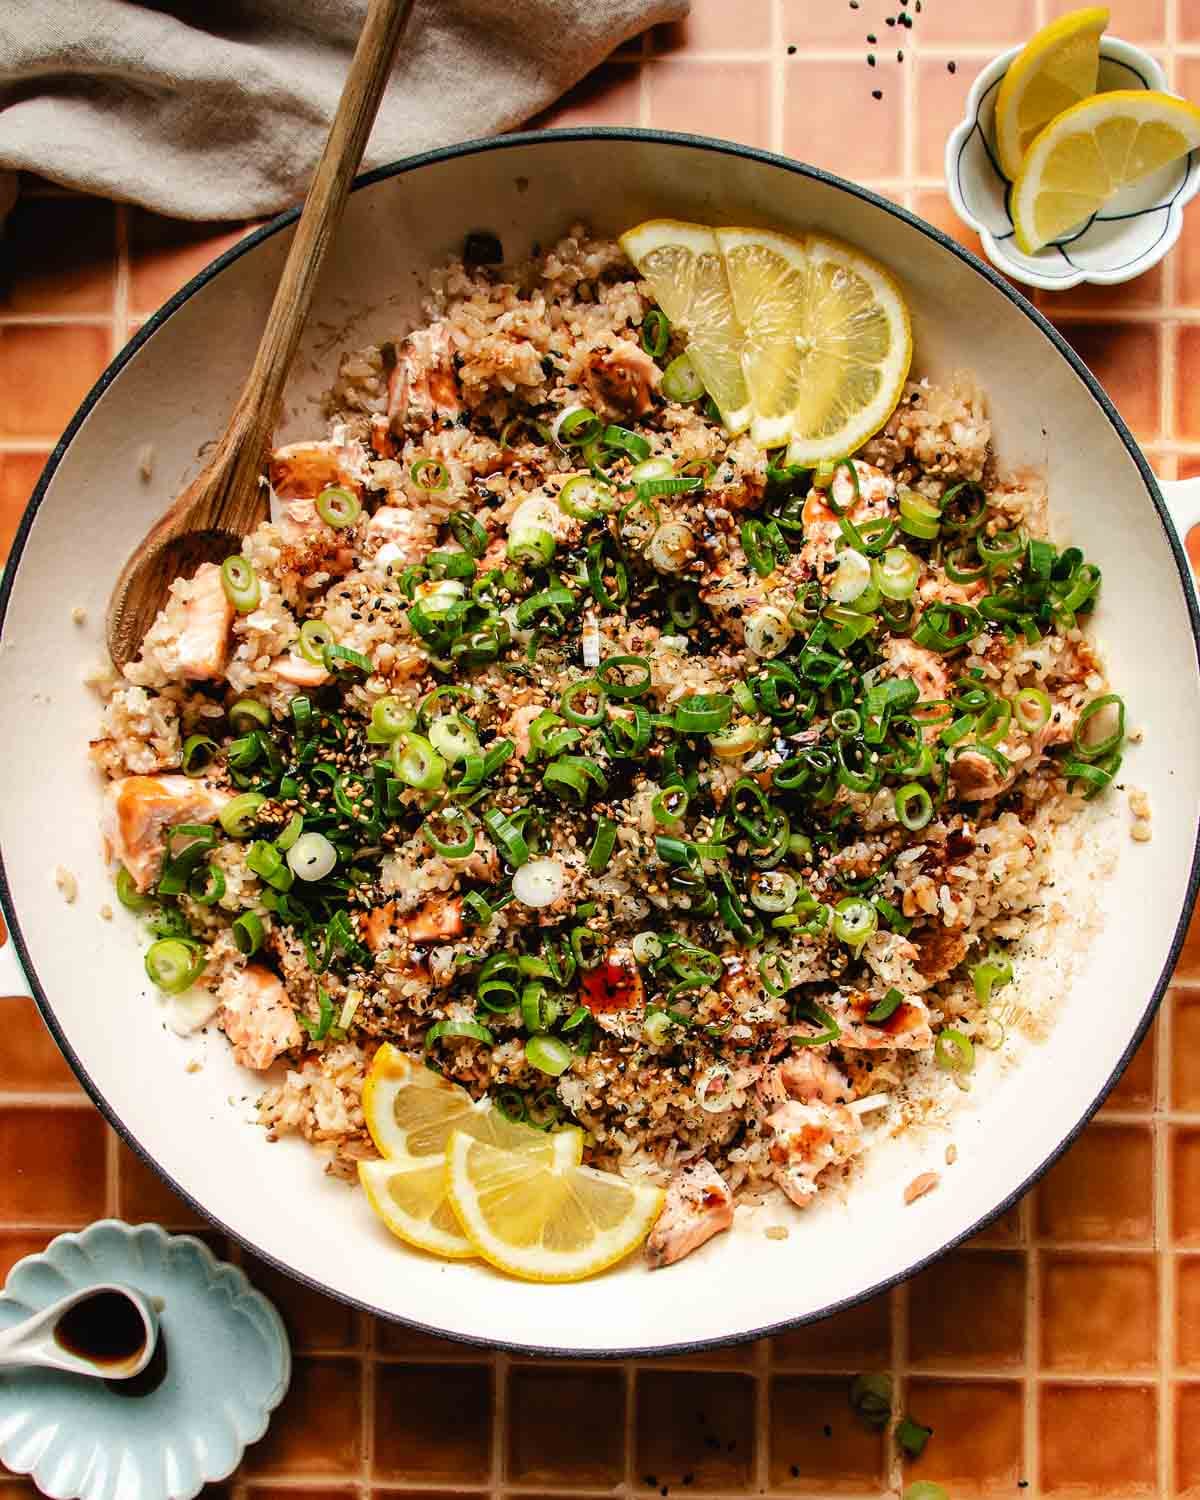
[363,1309,377,1497]
[639,28,651,130]
[1021,1189,1039,1498]
[492,1349,509,1500]
[1158,972,1175,1497]
[753,1333,771,1495]
[770,0,785,156]
[890,1283,906,1497]
[623,1358,636,1500]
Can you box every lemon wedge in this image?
[619,219,754,433]
[716,227,911,460]
[359,1044,584,1258]
[444,1130,665,1282]
[361,1041,582,1162]
[994,6,1109,181]
[1011,89,1200,254]
[360,1131,582,1259]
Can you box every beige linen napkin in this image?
[0,0,686,220]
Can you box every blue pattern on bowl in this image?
[0,1221,290,1500]
[945,39,1200,290]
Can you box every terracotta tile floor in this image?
[2,0,1200,1495]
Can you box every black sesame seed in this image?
[867,53,876,65]
[849,0,859,8]
[886,15,895,24]
[872,89,883,99]
[867,32,877,42]
[948,60,957,73]
[790,1466,800,1479]
[787,43,796,53]
[897,49,904,61]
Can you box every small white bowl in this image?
[945,37,1200,291]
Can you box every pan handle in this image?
[1159,477,1200,596]
[0,912,33,1001]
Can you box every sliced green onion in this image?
[832,896,878,952]
[603,424,652,462]
[632,931,663,964]
[448,509,488,557]
[972,950,1014,1006]
[628,456,675,484]
[428,713,480,763]
[1013,687,1052,732]
[866,987,903,1023]
[187,863,226,905]
[848,1372,893,1430]
[872,547,920,600]
[894,782,933,831]
[220,555,260,613]
[661,352,705,403]
[391,732,446,791]
[587,816,618,872]
[232,911,264,957]
[749,870,798,913]
[559,679,607,727]
[596,655,652,699]
[411,458,449,491]
[145,938,205,994]
[895,1417,932,1459]
[558,474,616,521]
[897,488,941,542]
[744,605,794,659]
[935,1027,975,1075]
[246,839,294,892]
[297,618,334,666]
[555,406,602,446]
[323,642,372,675]
[371,695,417,741]
[525,1034,573,1076]
[641,309,671,358]
[181,733,218,777]
[424,1019,494,1051]
[219,792,266,838]
[315,485,361,528]
[1072,693,1125,761]
[544,755,608,804]
[674,693,733,734]
[116,867,153,911]
[508,526,556,567]
[483,807,530,867]
[229,698,270,734]
[423,807,476,859]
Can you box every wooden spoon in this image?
[107,0,415,669]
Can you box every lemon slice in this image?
[619,219,754,433]
[444,1130,665,1282]
[716,227,911,458]
[362,1041,581,1162]
[1011,89,1200,254]
[359,1130,582,1259]
[994,6,1109,180]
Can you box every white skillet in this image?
[0,130,1197,1355]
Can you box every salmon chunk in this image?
[217,964,301,1070]
[948,750,1015,802]
[173,562,235,681]
[364,895,464,951]
[101,774,232,892]
[270,438,366,504]
[645,1162,734,1269]
[799,461,895,573]
[387,324,462,433]
[269,652,331,688]
[767,1099,863,1209]
[584,340,661,418]
[833,990,935,1050]
[366,505,437,569]
[765,1049,851,1107]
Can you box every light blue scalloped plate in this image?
[0,1221,290,1500]
[946,36,1200,290]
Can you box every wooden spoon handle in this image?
[209,0,416,535]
